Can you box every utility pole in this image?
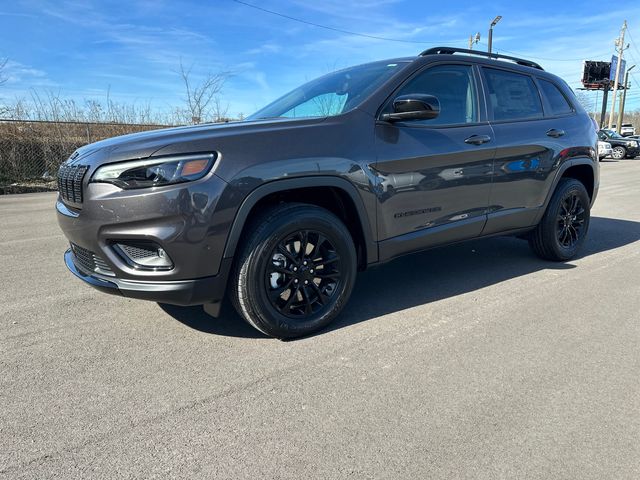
[593,89,600,122]
[469,33,480,50]
[608,20,628,130]
[600,84,610,129]
[616,64,635,131]
[488,16,502,54]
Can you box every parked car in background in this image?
[611,124,636,137]
[621,124,635,137]
[598,130,640,159]
[597,140,613,160]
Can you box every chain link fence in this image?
[0,119,168,194]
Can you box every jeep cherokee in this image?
[57,47,599,338]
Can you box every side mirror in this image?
[381,94,440,122]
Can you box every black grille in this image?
[70,243,114,276]
[57,164,88,204]
[119,244,158,260]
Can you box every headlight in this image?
[91,153,216,189]
[626,141,638,148]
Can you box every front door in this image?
[374,63,495,261]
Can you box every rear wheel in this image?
[611,145,626,159]
[230,203,357,338]
[529,178,590,261]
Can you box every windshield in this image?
[602,129,623,139]
[247,61,408,120]
[603,130,624,138]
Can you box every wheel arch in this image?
[551,157,597,202]
[534,157,597,225]
[222,176,378,268]
[560,162,595,201]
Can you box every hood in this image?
[68,117,328,167]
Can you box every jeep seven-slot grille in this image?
[57,164,88,204]
[70,243,114,276]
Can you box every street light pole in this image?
[488,16,502,54]
[616,64,635,132]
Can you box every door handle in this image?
[546,129,566,138]
[464,134,491,145]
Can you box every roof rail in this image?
[419,47,544,71]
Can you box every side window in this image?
[390,64,477,125]
[483,68,543,121]
[538,79,574,116]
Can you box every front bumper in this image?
[56,172,232,281]
[626,147,640,157]
[65,249,231,306]
[598,147,613,157]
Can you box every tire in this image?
[230,203,357,338]
[529,178,590,261]
[611,146,626,160]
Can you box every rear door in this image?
[375,62,495,259]
[480,67,576,234]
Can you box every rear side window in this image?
[483,68,543,121]
[538,79,573,116]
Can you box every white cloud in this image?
[2,60,53,85]
[246,43,283,55]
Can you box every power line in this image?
[232,1,627,67]
[626,28,640,60]
[477,42,610,62]
[231,0,443,45]
[619,35,640,100]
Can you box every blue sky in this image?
[2,0,640,118]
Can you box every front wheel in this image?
[230,203,357,338]
[611,146,626,160]
[529,178,591,261]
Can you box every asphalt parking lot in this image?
[1,159,639,479]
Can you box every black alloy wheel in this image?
[230,203,357,338]
[556,191,586,248]
[529,178,591,261]
[265,230,342,318]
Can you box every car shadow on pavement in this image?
[158,302,266,338]
[161,216,640,339]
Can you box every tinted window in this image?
[538,79,573,116]
[484,68,543,121]
[391,64,477,125]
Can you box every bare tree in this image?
[575,90,596,117]
[178,60,229,124]
[312,93,345,116]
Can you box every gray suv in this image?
[57,47,599,338]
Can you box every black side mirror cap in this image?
[381,94,440,122]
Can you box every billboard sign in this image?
[582,61,611,89]
[610,55,626,81]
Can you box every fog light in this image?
[114,242,174,270]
